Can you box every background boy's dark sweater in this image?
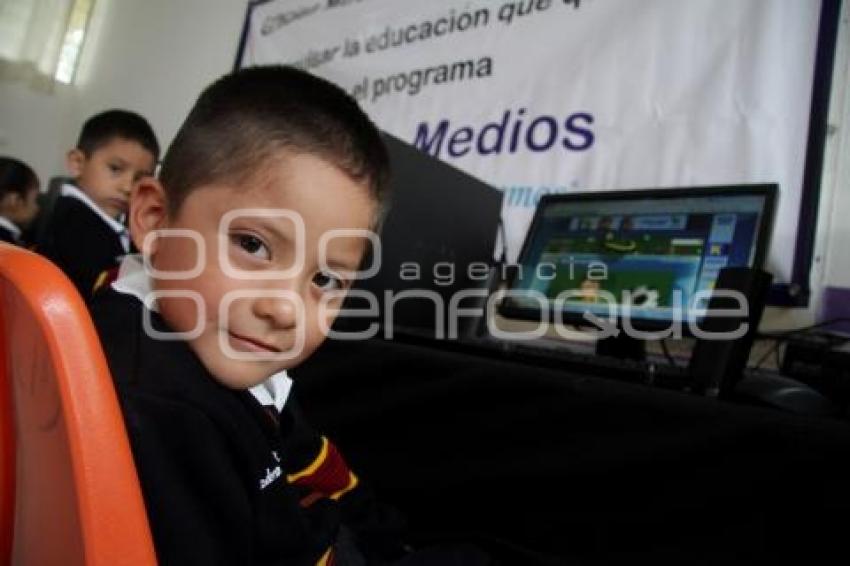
[38,194,125,298]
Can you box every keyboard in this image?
[390,332,694,391]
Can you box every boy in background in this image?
[91,66,492,565]
[38,110,159,298]
[0,156,40,246]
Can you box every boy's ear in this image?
[66,148,86,177]
[130,177,169,256]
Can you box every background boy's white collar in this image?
[111,254,292,412]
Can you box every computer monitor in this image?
[499,185,777,334]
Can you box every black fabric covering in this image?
[293,338,850,565]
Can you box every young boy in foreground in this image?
[91,66,495,565]
[39,110,158,298]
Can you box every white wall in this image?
[822,5,850,290]
[0,0,848,330]
[0,0,247,181]
[0,78,72,185]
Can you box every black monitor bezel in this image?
[497,183,778,332]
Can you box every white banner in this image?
[241,0,823,284]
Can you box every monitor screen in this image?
[499,185,777,328]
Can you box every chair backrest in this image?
[0,243,156,566]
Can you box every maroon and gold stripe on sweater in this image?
[287,436,359,502]
[92,266,120,295]
[316,546,335,566]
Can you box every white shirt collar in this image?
[249,372,292,413]
[111,253,155,308]
[111,254,293,411]
[61,183,128,236]
[0,216,21,240]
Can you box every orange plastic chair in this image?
[0,243,156,565]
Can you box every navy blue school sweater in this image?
[90,289,408,565]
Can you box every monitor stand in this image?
[595,324,646,361]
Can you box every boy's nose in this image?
[252,294,299,330]
[119,173,136,196]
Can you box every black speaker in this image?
[688,267,773,397]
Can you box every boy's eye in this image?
[232,233,270,260]
[312,271,346,292]
[108,164,122,174]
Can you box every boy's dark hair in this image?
[76,109,160,161]
[159,65,390,219]
[0,156,39,199]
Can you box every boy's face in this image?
[131,152,376,390]
[3,185,40,227]
[67,136,156,219]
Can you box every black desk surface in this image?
[293,338,850,564]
